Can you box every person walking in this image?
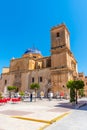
[30,93,32,102]
[40,91,44,100]
[48,91,53,101]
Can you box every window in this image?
[46,59,51,67]
[32,77,34,82]
[33,56,36,58]
[56,32,60,37]
[5,80,7,85]
[40,77,42,82]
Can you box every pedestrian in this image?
[48,91,53,101]
[30,93,32,102]
[40,91,44,100]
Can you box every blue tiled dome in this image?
[24,48,41,55]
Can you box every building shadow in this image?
[54,100,87,111]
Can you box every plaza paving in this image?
[0,98,72,130]
[45,103,87,130]
[0,98,87,130]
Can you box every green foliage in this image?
[0,92,3,99]
[30,83,40,90]
[7,86,17,98]
[67,80,84,90]
[67,80,74,89]
[67,80,85,104]
[79,89,85,97]
[70,88,75,102]
[30,83,40,101]
[74,80,84,90]
[19,91,25,96]
[7,86,17,91]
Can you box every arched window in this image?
[56,32,60,37]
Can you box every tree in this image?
[70,88,75,102]
[30,83,40,101]
[67,80,75,103]
[7,86,17,97]
[19,91,25,97]
[0,92,3,99]
[78,88,85,97]
[74,80,84,104]
[19,91,25,99]
[67,80,84,104]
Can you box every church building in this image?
[0,24,78,97]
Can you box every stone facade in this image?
[78,73,87,96]
[0,24,78,97]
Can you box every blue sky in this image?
[0,0,87,75]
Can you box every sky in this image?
[0,0,87,75]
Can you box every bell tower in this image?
[51,24,70,69]
[51,23,70,52]
[50,24,77,94]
